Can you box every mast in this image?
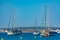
[44,4,47,30]
[11,9,15,29]
[33,17,37,31]
[35,17,37,30]
[8,9,13,29]
[48,10,50,30]
[35,17,37,27]
[8,9,15,29]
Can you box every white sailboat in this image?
[33,17,39,35]
[7,9,22,35]
[7,9,15,35]
[40,5,50,37]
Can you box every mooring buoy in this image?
[1,38,4,40]
[40,36,42,37]
[20,36,22,40]
[34,35,36,38]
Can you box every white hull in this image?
[50,29,60,33]
[7,32,14,35]
[40,30,50,36]
[33,32,39,35]
[57,31,60,33]
[40,33,49,36]
[56,29,60,33]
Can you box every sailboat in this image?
[48,9,58,35]
[7,9,15,35]
[40,5,50,37]
[7,9,22,35]
[40,5,58,36]
[33,17,39,35]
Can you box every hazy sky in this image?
[0,0,60,28]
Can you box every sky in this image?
[0,0,60,28]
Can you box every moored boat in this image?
[33,31,39,35]
[7,29,22,35]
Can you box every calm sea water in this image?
[0,33,60,40]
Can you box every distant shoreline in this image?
[0,27,60,30]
